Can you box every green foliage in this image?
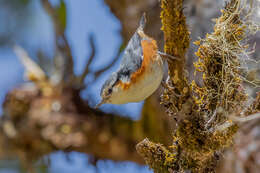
[55,0,67,34]
[20,0,30,5]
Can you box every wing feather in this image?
[117,13,149,83]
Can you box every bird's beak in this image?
[95,99,106,109]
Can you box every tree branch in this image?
[0,85,173,164]
[79,34,96,84]
[137,0,259,172]
[160,0,191,113]
[41,0,75,81]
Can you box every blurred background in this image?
[0,0,259,172]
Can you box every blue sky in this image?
[0,0,150,172]
[0,0,144,118]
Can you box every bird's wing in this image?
[117,14,147,83]
[118,31,143,83]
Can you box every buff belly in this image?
[110,57,164,104]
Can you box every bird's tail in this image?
[138,13,146,31]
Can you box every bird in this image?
[96,13,178,108]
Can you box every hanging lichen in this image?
[137,0,259,172]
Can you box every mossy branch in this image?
[137,0,259,172]
[0,85,174,164]
[136,139,177,173]
[160,0,190,113]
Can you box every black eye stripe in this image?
[108,88,112,94]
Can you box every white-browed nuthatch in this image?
[96,13,177,108]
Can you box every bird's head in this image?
[96,72,119,108]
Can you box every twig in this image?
[214,120,234,132]
[41,0,63,35]
[79,34,96,84]
[41,0,75,80]
[56,35,75,80]
[205,109,217,129]
[230,112,260,122]
[215,112,260,132]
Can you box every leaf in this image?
[56,0,67,33]
[20,0,30,5]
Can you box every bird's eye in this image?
[108,88,112,94]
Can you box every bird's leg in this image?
[157,51,181,61]
[161,78,168,88]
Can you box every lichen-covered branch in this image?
[137,0,259,172]
[160,0,191,113]
[136,139,176,173]
[0,83,173,164]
